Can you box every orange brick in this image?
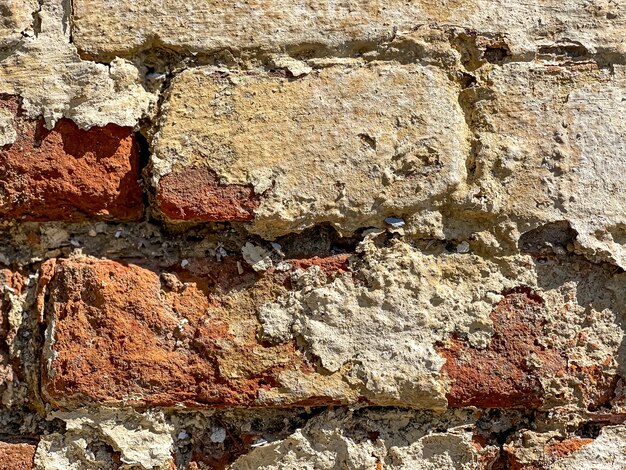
[39,256,349,408]
[0,442,35,470]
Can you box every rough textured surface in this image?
[72,0,626,60]
[0,267,30,408]
[35,409,174,469]
[466,63,626,269]
[153,64,466,237]
[0,96,143,221]
[0,0,625,468]
[157,167,259,222]
[0,441,36,470]
[0,0,39,49]
[40,256,358,408]
[38,235,625,414]
[0,0,155,129]
[550,425,626,469]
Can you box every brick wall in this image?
[1,0,626,468]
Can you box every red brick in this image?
[438,286,619,410]
[156,166,259,222]
[0,95,143,221]
[438,288,566,408]
[39,256,348,408]
[0,442,36,470]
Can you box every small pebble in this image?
[384,217,405,228]
[251,438,268,448]
[210,427,227,443]
[456,241,470,253]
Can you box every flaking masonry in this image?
[0,0,626,468]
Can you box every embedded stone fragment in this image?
[157,167,259,222]
[34,409,174,470]
[231,408,501,469]
[153,64,467,238]
[465,63,626,268]
[72,0,625,60]
[0,95,143,221]
[0,441,36,470]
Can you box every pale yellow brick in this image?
[73,0,625,59]
[153,64,468,238]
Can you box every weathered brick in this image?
[153,64,466,237]
[438,282,621,411]
[39,256,356,408]
[466,63,626,268]
[438,288,566,408]
[0,95,143,221]
[0,441,35,470]
[72,0,625,59]
[541,426,626,470]
[39,241,625,412]
[157,166,259,222]
[504,432,595,469]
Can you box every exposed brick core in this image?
[40,257,347,408]
[0,95,143,221]
[157,166,259,222]
[439,288,566,408]
[0,442,35,470]
[545,437,594,459]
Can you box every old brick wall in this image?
[1,0,626,468]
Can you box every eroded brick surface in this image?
[157,166,259,222]
[40,256,353,408]
[439,286,619,410]
[153,65,466,237]
[0,95,143,221]
[439,288,566,408]
[504,433,595,469]
[72,0,625,60]
[0,441,35,470]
